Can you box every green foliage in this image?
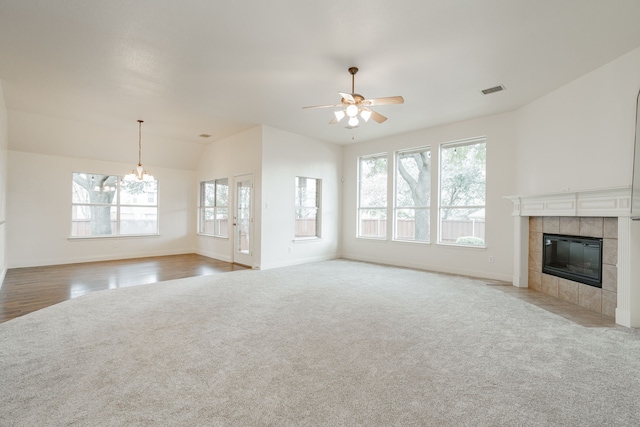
[121,180,146,195]
[455,236,485,245]
[396,150,431,240]
[440,142,486,219]
[359,155,387,210]
[72,174,117,204]
[396,150,430,208]
[203,179,229,208]
[72,173,117,235]
[364,156,388,177]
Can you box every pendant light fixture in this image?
[124,119,154,181]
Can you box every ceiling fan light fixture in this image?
[360,109,372,122]
[302,66,404,129]
[346,104,358,118]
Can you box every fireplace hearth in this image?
[543,233,602,288]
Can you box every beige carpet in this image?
[2,259,640,426]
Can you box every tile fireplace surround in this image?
[528,216,617,317]
[506,187,640,328]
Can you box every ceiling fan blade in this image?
[364,96,404,106]
[369,109,388,123]
[303,103,343,109]
[329,117,340,124]
[339,92,355,103]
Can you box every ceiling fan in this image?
[303,67,404,128]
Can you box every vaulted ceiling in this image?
[1,0,640,151]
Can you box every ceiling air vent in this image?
[481,85,505,95]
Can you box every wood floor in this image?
[1,255,617,328]
[0,254,248,323]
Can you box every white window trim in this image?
[437,137,487,248]
[198,178,229,238]
[357,153,389,240]
[294,176,322,240]
[70,173,159,238]
[393,146,431,244]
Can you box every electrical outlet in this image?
[488,256,494,263]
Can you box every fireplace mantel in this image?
[504,186,631,218]
[504,186,640,328]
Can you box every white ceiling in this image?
[1,0,640,148]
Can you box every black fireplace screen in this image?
[542,234,603,288]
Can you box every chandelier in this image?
[125,119,154,181]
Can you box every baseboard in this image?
[340,253,513,283]
[7,249,195,269]
[615,308,631,328]
[195,250,232,263]
[259,254,339,270]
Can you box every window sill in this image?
[68,234,160,241]
[436,242,486,250]
[197,233,229,240]
[356,236,388,242]
[392,239,431,245]
[293,237,321,243]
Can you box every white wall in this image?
[515,47,640,195]
[195,125,342,270]
[8,110,205,171]
[0,82,7,283]
[260,126,342,269]
[342,112,517,282]
[7,151,195,267]
[6,46,640,278]
[195,126,263,266]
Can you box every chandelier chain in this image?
[138,119,143,166]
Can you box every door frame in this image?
[232,173,254,267]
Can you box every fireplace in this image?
[543,233,602,288]
[505,188,629,324]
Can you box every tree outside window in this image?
[358,154,388,238]
[438,138,486,246]
[199,178,229,237]
[71,173,158,237]
[395,147,430,242]
[295,177,321,238]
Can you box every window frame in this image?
[198,178,229,238]
[393,146,431,244]
[294,176,322,240]
[70,173,159,238]
[357,153,389,239]
[437,137,486,247]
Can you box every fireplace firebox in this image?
[542,234,603,288]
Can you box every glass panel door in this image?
[233,174,253,267]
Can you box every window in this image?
[395,147,430,242]
[71,173,158,237]
[438,138,486,246]
[358,154,388,238]
[294,177,321,239]
[199,178,229,237]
